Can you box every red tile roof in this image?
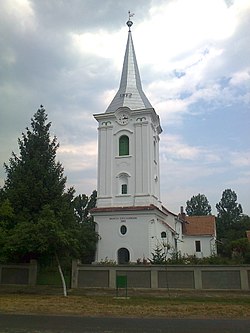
[184,215,216,236]
[91,205,158,213]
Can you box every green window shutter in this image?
[119,135,129,156]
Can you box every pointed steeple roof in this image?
[105,19,153,113]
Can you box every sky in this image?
[1,0,249,215]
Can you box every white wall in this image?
[181,235,217,258]
[93,209,183,263]
[94,107,162,209]
[95,212,151,263]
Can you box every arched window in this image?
[121,184,127,194]
[118,248,130,264]
[118,173,129,195]
[161,231,167,238]
[119,135,129,156]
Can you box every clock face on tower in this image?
[117,112,129,125]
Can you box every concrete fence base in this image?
[0,260,37,285]
[71,261,250,290]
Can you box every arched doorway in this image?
[118,248,130,264]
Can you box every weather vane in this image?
[128,10,135,20]
[127,10,135,31]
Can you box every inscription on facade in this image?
[109,216,137,221]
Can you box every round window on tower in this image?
[120,225,127,235]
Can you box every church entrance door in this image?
[118,248,130,264]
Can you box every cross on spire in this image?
[105,12,153,113]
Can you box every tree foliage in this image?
[0,106,98,266]
[216,189,249,261]
[231,238,250,259]
[4,106,66,219]
[186,193,211,216]
[0,199,15,262]
[72,190,99,263]
[149,245,167,264]
[73,190,97,223]
[216,189,243,229]
[216,189,243,242]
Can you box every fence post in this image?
[194,266,202,289]
[151,268,158,289]
[240,267,249,290]
[28,260,37,285]
[109,267,116,288]
[71,259,79,288]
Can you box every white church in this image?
[91,17,216,264]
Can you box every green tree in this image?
[186,193,211,216]
[231,238,250,262]
[216,189,243,238]
[72,190,98,263]
[149,245,167,264]
[0,199,15,262]
[78,221,98,263]
[1,106,98,295]
[4,106,66,219]
[215,189,248,259]
[221,215,250,242]
[0,187,6,202]
[73,190,97,223]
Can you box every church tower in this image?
[94,18,162,209]
[92,16,182,264]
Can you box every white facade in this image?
[180,214,217,258]
[181,235,217,258]
[91,19,183,264]
[94,107,161,209]
[93,206,183,263]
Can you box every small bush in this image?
[95,257,117,265]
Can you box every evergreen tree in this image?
[4,106,66,219]
[186,193,211,216]
[216,189,247,259]
[149,245,167,264]
[0,199,15,262]
[1,106,98,294]
[216,189,243,237]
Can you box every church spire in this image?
[105,14,153,113]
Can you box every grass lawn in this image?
[0,286,249,319]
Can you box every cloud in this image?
[160,134,202,160]
[58,141,97,170]
[0,0,36,35]
[229,68,250,86]
[230,151,250,168]
[134,0,237,68]
[0,0,249,214]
